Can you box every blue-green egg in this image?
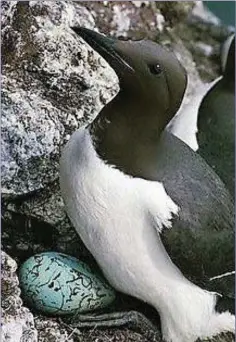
[19,252,116,315]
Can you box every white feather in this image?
[166,77,222,151]
[60,127,235,342]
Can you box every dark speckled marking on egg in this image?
[19,252,116,315]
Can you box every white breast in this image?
[59,127,181,289]
[59,127,235,341]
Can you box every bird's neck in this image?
[89,92,171,176]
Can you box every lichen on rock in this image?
[1,251,38,342]
[2,0,118,198]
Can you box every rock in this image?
[2,0,118,198]
[2,185,89,263]
[35,318,74,342]
[80,1,195,40]
[191,1,222,25]
[1,251,38,342]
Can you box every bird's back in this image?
[197,80,235,197]
[132,131,234,296]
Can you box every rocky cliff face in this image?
[1,1,234,341]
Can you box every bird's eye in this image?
[148,64,163,75]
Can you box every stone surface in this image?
[2,1,234,342]
[2,0,118,198]
[1,251,38,342]
[35,317,74,342]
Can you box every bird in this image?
[166,79,220,152]
[167,35,235,198]
[197,35,235,198]
[60,27,235,342]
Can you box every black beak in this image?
[71,27,134,73]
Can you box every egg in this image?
[19,252,116,315]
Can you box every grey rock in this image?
[2,0,118,198]
[1,251,38,342]
[35,317,74,342]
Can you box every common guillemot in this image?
[167,35,235,198]
[197,35,235,198]
[60,28,235,342]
